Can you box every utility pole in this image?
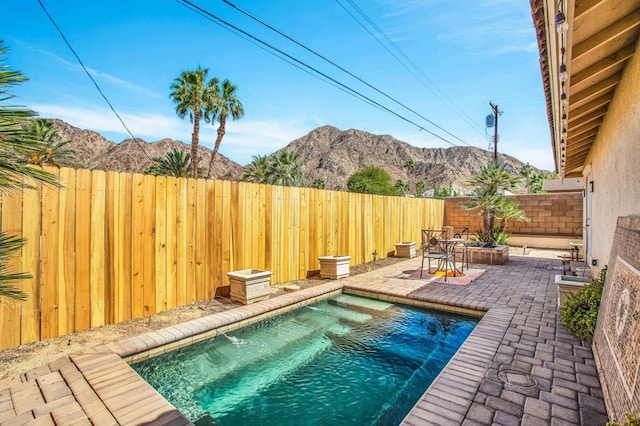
[489,102,500,160]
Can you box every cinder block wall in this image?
[444,192,583,237]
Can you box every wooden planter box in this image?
[466,245,509,265]
[318,256,351,279]
[395,242,417,258]
[555,275,590,309]
[227,269,272,305]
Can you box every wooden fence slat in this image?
[221,181,231,286]
[195,179,207,299]
[0,186,23,349]
[186,178,197,303]
[154,176,167,313]
[105,171,118,325]
[117,173,132,322]
[166,176,177,310]
[205,180,215,298]
[74,169,91,332]
[58,167,76,334]
[176,177,188,306]
[142,174,156,317]
[20,185,41,344]
[131,174,145,318]
[212,180,223,292]
[41,167,60,339]
[89,170,106,329]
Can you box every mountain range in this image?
[51,119,541,193]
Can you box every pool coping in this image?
[90,280,503,425]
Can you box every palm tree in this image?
[415,180,425,197]
[519,162,533,193]
[394,179,409,196]
[207,80,244,179]
[242,155,270,183]
[267,151,306,187]
[312,179,325,189]
[0,41,58,300]
[404,160,415,173]
[170,67,219,178]
[461,160,525,245]
[24,119,75,167]
[145,148,195,177]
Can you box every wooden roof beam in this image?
[574,0,604,18]
[568,136,596,152]
[568,129,598,145]
[567,118,603,139]
[572,10,640,62]
[570,73,621,105]
[568,107,607,126]
[569,92,614,119]
[566,153,589,167]
[572,43,635,87]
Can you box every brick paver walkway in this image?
[0,254,608,425]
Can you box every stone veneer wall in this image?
[444,192,583,236]
[592,216,640,421]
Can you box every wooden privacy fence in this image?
[0,167,444,349]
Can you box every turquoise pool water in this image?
[133,294,478,425]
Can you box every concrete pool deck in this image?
[0,254,607,425]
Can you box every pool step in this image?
[332,294,393,311]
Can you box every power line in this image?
[182,4,387,115]
[220,0,473,147]
[35,0,153,162]
[336,0,487,137]
[178,0,460,147]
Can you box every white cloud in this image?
[23,44,162,99]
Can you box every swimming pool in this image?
[133,294,478,425]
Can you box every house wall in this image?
[444,193,583,244]
[585,37,640,272]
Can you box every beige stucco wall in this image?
[584,37,640,272]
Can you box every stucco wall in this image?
[585,36,640,271]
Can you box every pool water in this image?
[133,294,478,425]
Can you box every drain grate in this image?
[497,369,538,388]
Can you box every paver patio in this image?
[0,253,607,425]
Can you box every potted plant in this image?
[227,269,272,304]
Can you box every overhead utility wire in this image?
[180,4,387,115]
[178,0,460,147]
[337,0,486,137]
[35,0,152,161]
[220,0,472,147]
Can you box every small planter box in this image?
[227,269,272,305]
[318,256,351,279]
[555,274,590,309]
[466,245,509,265]
[395,242,417,258]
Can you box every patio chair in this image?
[420,229,452,279]
[452,227,470,272]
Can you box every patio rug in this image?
[397,268,486,286]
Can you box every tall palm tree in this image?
[170,67,219,178]
[519,162,533,193]
[267,151,306,187]
[24,119,75,167]
[207,79,244,178]
[145,148,195,178]
[0,41,58,300]
[242,155,270,183]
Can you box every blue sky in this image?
[3,0,553,170]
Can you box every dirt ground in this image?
[0,256,406,380]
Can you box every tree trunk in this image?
[207,113,227,179]
[191,107,201,178]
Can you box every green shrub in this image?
[560,269,606,343]
[607,413,640,426]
